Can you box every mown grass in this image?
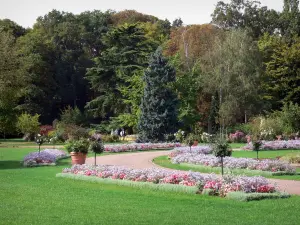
[154,156,300,181]
[233,150,300,158]
[229,143,246,149]
[1,146,300,225]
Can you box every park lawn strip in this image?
[1,147,300,225]
[57,173,289,202]
[226,191,290,202]
[232,150,300,158]
[229,143,246,149]
[57,173,198,194]
[154,156,300,181]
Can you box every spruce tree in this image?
[138,48,178,142]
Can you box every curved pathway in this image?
[86,151,300,195]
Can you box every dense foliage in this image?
[2,1,300,140]
[138,48,178,142]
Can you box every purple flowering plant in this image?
[23,149,68,167]
[61,164,278,196]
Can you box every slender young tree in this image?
[138,48,178,142]
[208,91,219,134]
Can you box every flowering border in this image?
[171,153,296,174]
[23,149,69,167]
[56,171,289,201]
[60,164,281,198]
[244,140,300,150]
[104,143,181,153]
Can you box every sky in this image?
[0,0,283,28]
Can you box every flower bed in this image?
[104,143,181,153]
[244,140,300,150]
[60,164,282,198]
[168,146,212,158]
[171,153,296,174]
[23,149,69,167]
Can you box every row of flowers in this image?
[168,146,212,158]
[23,149,69,167]
[62,165,277,196]
[104,143,181,153]
[171,153,296,173]
[243,140,300,150]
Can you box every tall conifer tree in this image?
[138,48,178,142]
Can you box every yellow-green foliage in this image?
[16,113,40,135]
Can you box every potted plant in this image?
[88,133,104,166]
[65,139,89,165]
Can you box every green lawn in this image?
[230,143,246,149]
[154,155,300,181]
[1,147,300,225]
[233,150,300,158]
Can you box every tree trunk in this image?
[221,157,224,176]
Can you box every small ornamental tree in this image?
[184,134,195,151]
[253,140,262,159]
[211,137,232,176]
[35,134,45,154]
[88,133,104,166]
[208,91,219,134]
[138,47,178,142]
[16,113,40,140]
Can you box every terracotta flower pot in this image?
[70,152,87,165]
[192,141,198,146]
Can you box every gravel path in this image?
[85,151,300,195]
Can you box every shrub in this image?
[60,106,88,126]
[201,132,214,143]
[211,138,232,158]
[101,134,120,143]
[62,124,89,140]
[184,133,198,147]
[16,113,40,140]
[174,129,185,143]
[40,125,53,136]
[228,131,246,143]
[64,139,89,154]
[281,153,300,164]
[164,133,176,142]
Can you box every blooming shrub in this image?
[228,131,246,143]
[171,153,296,173]
[61,165,278,196]
[168,146,212,158]
[244,140,300,150]
[40,125,53,136]
[280,153,300,164]
[23,149,69,167]
[104,143,181,153]
[201,132,213,143]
